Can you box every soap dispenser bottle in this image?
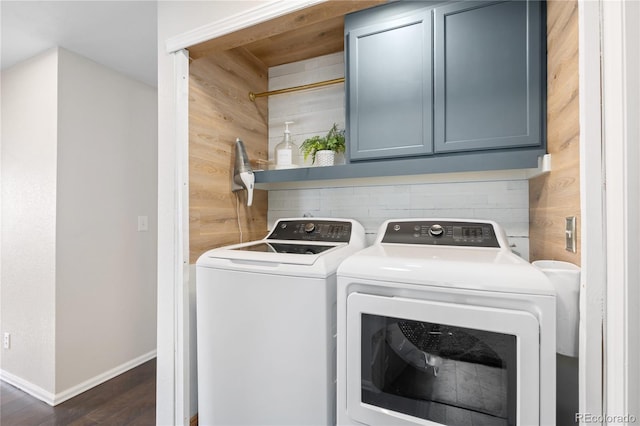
[274,121,298,169]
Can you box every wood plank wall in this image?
[529,0,581,265]
[189,48,269,263]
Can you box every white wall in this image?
[55,48,157,394]
[1,48,59,396]
[1,47,158,404]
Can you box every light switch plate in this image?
[565,216,577,253]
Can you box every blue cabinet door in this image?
[433,1,544,153]
[347,7,433,161]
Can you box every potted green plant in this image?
[300,123,346,166]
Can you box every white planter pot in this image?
[315,150,335,167]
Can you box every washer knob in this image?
[429,224,444,237]
[304,222,316,233]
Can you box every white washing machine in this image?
[196,218,366,426]
[337,219,555,426]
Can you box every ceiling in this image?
[1,1,158,87]
[188,0,385,67]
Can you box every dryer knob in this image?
[429,224,444,237]
[304,222,316,233]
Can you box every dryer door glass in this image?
[361,314,516,425]
[345,293,540,426]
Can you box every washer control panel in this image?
[267,220,352,242]
[381,220,500,248]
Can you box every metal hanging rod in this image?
[248,77,345,102]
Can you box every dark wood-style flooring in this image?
[1,358,156,425]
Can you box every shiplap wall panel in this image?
[529,0,581,265]
[268,52,346,167]
[189,47,269,263]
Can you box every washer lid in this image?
[196,217,366,269]
[229,242,336,255]
[198,240,345,266]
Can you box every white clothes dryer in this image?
[196,218,366,426]
[337,219,555,426]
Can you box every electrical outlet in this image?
[3,332,10,349]
[565,216,577,253]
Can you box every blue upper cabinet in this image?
[434,1,543,153]
[346,5,434,161]
[345,0,545,162]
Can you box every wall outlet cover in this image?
[565,216,577,253]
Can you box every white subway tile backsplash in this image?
[269,181,530,240]
[365,185,411,195]
[321,195,369,209]
[327,208,371,219]
[506,180,526,190]
[420,209,479,219]
[320,186,355,197]
[410,194,490,209]
[367,209,421,223]
[368,194,412,209]
[472,208,529,223]
[507,237,530,261]
[488,190,528,208]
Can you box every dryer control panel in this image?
[267,220,352,242]
[381,220,500,248]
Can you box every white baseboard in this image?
[0,370,56,405]
[0,350,157,406]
